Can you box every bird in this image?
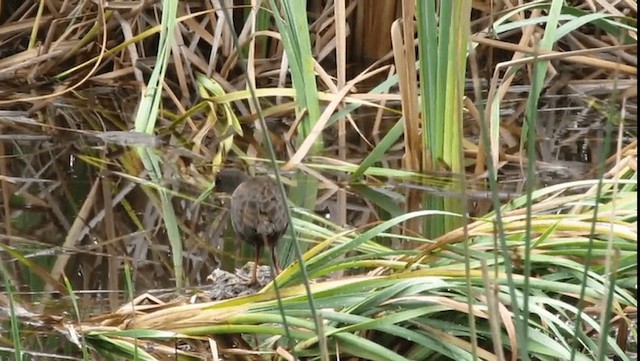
[215,169,289,285]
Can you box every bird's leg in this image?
[262,235,281,279]
[248,242,262,286]
[270,243,281,275]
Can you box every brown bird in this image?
[215,169,289,285]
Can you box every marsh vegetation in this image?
[0,1,636,360]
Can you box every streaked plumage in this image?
[215,169,288,285]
